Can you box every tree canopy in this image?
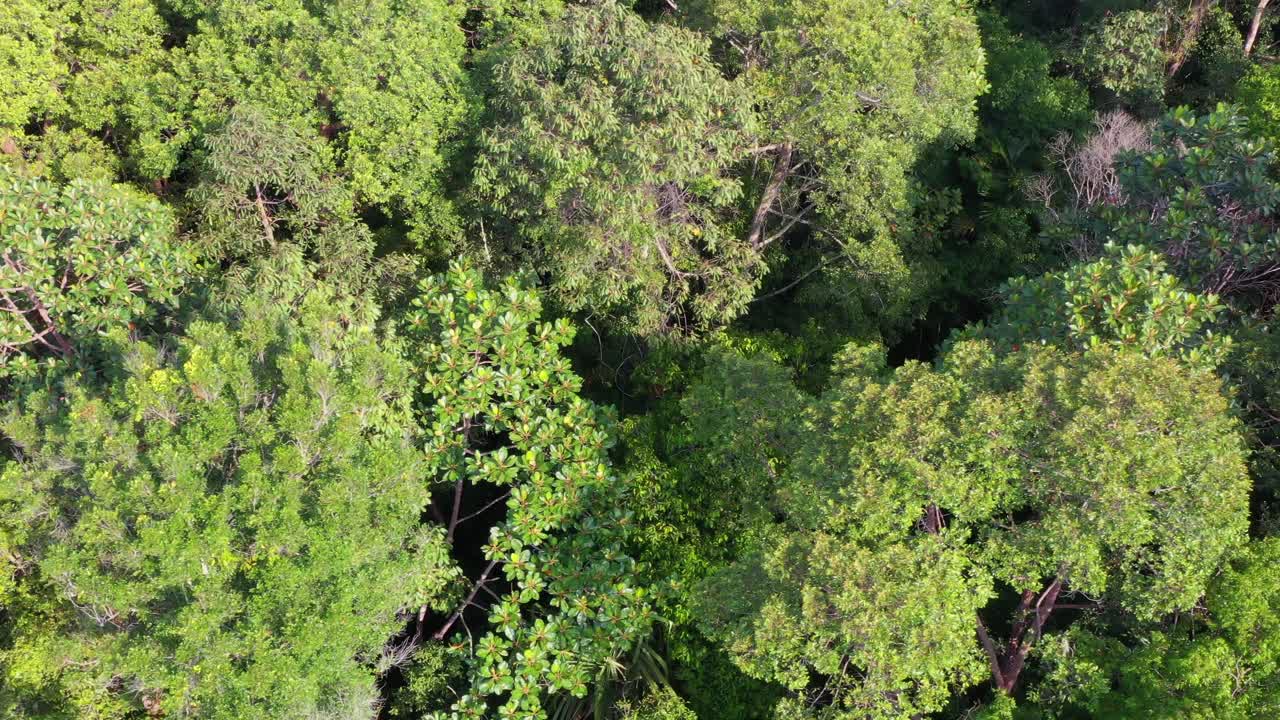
[3,1,1280,719]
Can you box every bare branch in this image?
[433,559,499,641]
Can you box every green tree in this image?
[0,167,191,376]
[693,340,1250,718]
[0,261,457,719]
[0,1,62,132]
[975,243,1230,370]
[1236,61,1280,141]
[1,259,656,720]
[1047,105,1280,310]
[618,336,820,720]
[1025,538,1280,718]
[5,0,472,245]
[685,0,987,325]
[1112,105,1280,303]
[1076,9,1168,109]
[0,0,173,178]
[472,0,756,334]
[1167,5,1248,109]
[169,0,472,239]
[188,104,376,278]
[906,10,1090,326]
[616,685,698,720]
[404,264,652,719]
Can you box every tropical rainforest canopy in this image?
[2,0,1280,718]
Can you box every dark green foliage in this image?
[1023,538,1280,718]
[1169,6,1249,109]
[1076,9,1168,110]
[386,644,468,719]
[912,11,1091,323]
[1229,320,1280,521]
[1109,105,1280,305]
[189,105,371,273]
[1043,105,1280,311]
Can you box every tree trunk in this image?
[1246,0,1273,55]
[746,143,794,250]
[976,573,1065,694]
[1167,0,1216,79]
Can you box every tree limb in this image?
[976,615,1006,691]
[1246,0,1273,55]
[254,182,275,244]
[433,558,499,641]
[446,477,465,544]
[749,260,826,303]
[1167,0,1214,79]
[747,142,794,250]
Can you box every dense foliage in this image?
[3,1,1280,719]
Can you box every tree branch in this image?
[976,615,1005,691]
[654,236,695,279]
[254,182,275,244]
[2,250,73,357]
[1167,0,1213,78]
[747,142,794,250]
[433,558,499,641]
[750,260,827,303]
[446,477,465,544]
[1246,0,1272,55]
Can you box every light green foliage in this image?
[616,685,698,720]
[0,0,175,176]
[1078,10,1167,108]
[174,0,470,224]
[15,127,122,184]
[0,167,190,375]
[55,0,171,148]
[1237,62,1280,143]
[700,528,991,718]
[1029,539,1280,718]
[407,264,652,720]
[466,0,565,45]
[0,264,456,719]
[473,1,756,334]
[695,339,1250,717]
[0,1,61,131]
[703,0,986,233]
[312,0,471,226]
[980,244,1229,369]
[5,0,472,236]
